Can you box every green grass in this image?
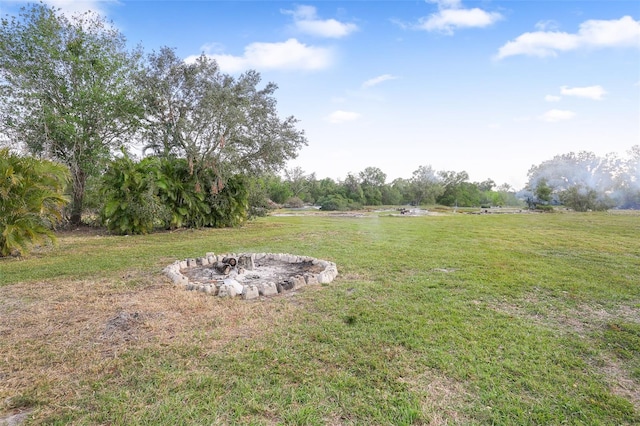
[1,211,639,425]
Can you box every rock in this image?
[258,282,278,296]
[317,272,332,284]
[276,282,284,293]
[304,274,318,285]
[187,258,197,267]
[293,275,306,289]
[243,285,259,300]
[223,278,244,295]
[237,254,254,270]
[218,283,237,298]
[179,260,188,269]
[280,280,295,291]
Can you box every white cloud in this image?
[539,109,576,122]
[326,110,362,124]
[535,20,560,32]
[282,5,358,38]
[545,95,561,102]
[186,39,333,73]
[496,16,640,59]
[560,85,607,100]
[362,74,399,88]
[426,0,463,8]
[418,7,503,34]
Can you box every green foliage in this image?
[207,174,249,227]
[534,179,553,204]
[318,194,361,211]
[100,155,169,235]
[0,149,69,256]
[560,185,614,212]
[0,4,143,225]
[99,156,247,234]
[284,196,304,208]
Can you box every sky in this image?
[2,0,639,189]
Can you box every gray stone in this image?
[179,260,188,269]
[237,254,254,270]
[223,278,244,295]
[243,285,259,300]
[258,282,278,296]
[218,283,237,298]
[187,258,197,267]
[304,274,318,285]
[293,275,306,289]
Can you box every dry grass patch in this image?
[0,270,304,422]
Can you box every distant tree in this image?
[409,165,443,205]
[390,178,413,205]
[284,166,310,200]
[534,178,553,205]
[0,149,69,256]
[559,185,613,212]
[437,170,470,206]
[615,145,640,209]
[359,167,386,205]
[0,4,143,225]
[341,173,365,204]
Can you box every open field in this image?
[1,211,639,425]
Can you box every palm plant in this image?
[0,149,69,256]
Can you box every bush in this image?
[284,196,304,208]
[318,194,361,211]
[99,156,249,234]
[100,156,169,235]
[0,149,69,256]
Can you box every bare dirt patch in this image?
[0,270,305,422]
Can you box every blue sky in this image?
[3,1,639,189]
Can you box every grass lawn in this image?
[1,210,639,425]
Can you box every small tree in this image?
[0,149,69,256]
[534,178,553,206]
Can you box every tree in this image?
[0,4,143,225]
[284,166,310,200]
[0,149,69,256]
[359,167,386,205]
[139,47,307,187]
[409,165,443,205]
[534,178,553,205]
[559,185,613,212]
[341,173,365,204]
[437,170,470,206]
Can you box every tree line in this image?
[250,166,519,212]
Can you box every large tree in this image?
[139,47,307,187]
[0,4,143,224]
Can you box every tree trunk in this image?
[69,168,86,226]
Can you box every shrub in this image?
[284,197,304,208]
[100,156,169,235]
[0,149,69,256]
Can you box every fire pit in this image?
[163,252,338,300]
